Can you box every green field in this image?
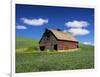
[16,37,94,73]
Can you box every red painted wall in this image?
[57,40,78,50]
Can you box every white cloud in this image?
[83,42,92,45]
[65,20,89,28]
[68,28,90,36]
[63,30,67,33]
[16,25,27,29]
[21,18,48,26]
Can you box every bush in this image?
[26,46,39,51]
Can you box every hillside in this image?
[16,37,94,73]
[16,37,39,52]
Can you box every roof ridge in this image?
[48,29,78,42]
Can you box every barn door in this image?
[40,46,45,51]
[54,44,57,50]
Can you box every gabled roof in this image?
[49,29,78,42]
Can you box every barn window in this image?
[47,34,50,38]
[46,31,50,38]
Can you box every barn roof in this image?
[49,29,78,42]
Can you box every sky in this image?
[16,4,94,45]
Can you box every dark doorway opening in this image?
[77,45,79,48]
[40,46,45,51]
[54,44,57,50]
[77,44,79,48]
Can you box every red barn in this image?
[39,29,78,51]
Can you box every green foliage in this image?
[26,46,39,51]
[16,37,94,73]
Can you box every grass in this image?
[16,37,94,73]
[16,37,39,49]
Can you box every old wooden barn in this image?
[39,29,78,51]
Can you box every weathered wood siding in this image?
[39,30,57,51]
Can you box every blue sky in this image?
[16,4,94,45]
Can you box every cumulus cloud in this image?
[65,20,89,28]
[83,42,92,45]
[21,18,48,26]
[68,28,90,36]
[16,25,27,29]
